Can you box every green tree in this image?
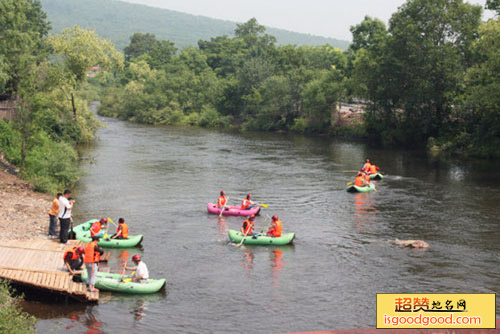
[0,0,50,95]
[48,25,124,119]
[486,0,500,14]
[123,32,157,60]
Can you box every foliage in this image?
[0,280,36,334]
[100,19,348,135]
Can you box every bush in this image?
[198,106,231,128]
[0,280,36,334]
[0,121,21,164]
[23,132,81,193]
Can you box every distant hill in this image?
[40,0,350,50]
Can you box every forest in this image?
[100,0,500,158]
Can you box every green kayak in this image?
[346,183,376,193]
[228,229,295,246]
[81,270,166,294]
[369,173,384,180]
[72,220,143,248]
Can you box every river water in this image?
[31,112,500,333]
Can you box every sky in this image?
[121,0,495,41]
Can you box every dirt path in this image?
[0,169,52,240]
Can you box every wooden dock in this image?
[0,239,103,302]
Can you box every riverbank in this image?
[0,169,51,240]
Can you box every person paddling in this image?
[241,214,256,236]
[111,218,129,239]
[240,193,255,210]
[354,172,366,187]
[63,246,84,275]
[362,159,371,173]
[123,254,149,283]
[216,190,230,209]
[90,218,107,237]
[84,235,103,292]
[267,215,282,238]
[368,163,379,175]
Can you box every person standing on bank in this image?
[58,190,74,244]
[48,193,62,238]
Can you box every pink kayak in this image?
[207,203,260,216]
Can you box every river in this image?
[31,112,500,333]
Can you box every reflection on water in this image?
[353,193,376,233]
[31,115,500,334]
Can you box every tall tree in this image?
[48,26,124,119]
[0,0,50,96]
[124,32,157,60]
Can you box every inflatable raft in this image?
[369,173,384,180]
[346,183,376,193]
[207,203,260,216]
[73,220,143,248]
[81,270,166,294]
[228,229,295,246]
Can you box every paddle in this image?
[236,228,250,247]
[121,261,128,282]
[219,197,229,217]
[347,182,353,186]
[342,170,361,173]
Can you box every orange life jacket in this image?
[365,173,371,183]
[370,164,377,174]
[217,196,227,208]
[117,223,129,238]
[241,219,254,235]
[90,221,101,236]
[268,220,282,237]
[363,162,371,172]
[63,247,80,262]
[354,175,365,187]
[83,241,100,263]
[241,198,251,209]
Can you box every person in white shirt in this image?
[124,254,149,283]
[58,190,74,244]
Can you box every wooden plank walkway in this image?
[0,240,99,302]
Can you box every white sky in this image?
[121,0,495,40]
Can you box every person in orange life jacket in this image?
[368,163,379,175]
[354,172,366,187]
[267,215,282,237]
[240,193,255,210]
[64,246,84,275]
[362,159,371,173]
[84,235,104,292]
[111,218,129,239]
[241,215,257,236]
[216,190,230,209]
[364,170,371,184]
[90,218,107,237]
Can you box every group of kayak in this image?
[346,159,384,193]
[65,218,166,294]
[208,191,296,246]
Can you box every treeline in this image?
[99,18,350,134]
[100,0,500,158]
[0,0,123,192]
